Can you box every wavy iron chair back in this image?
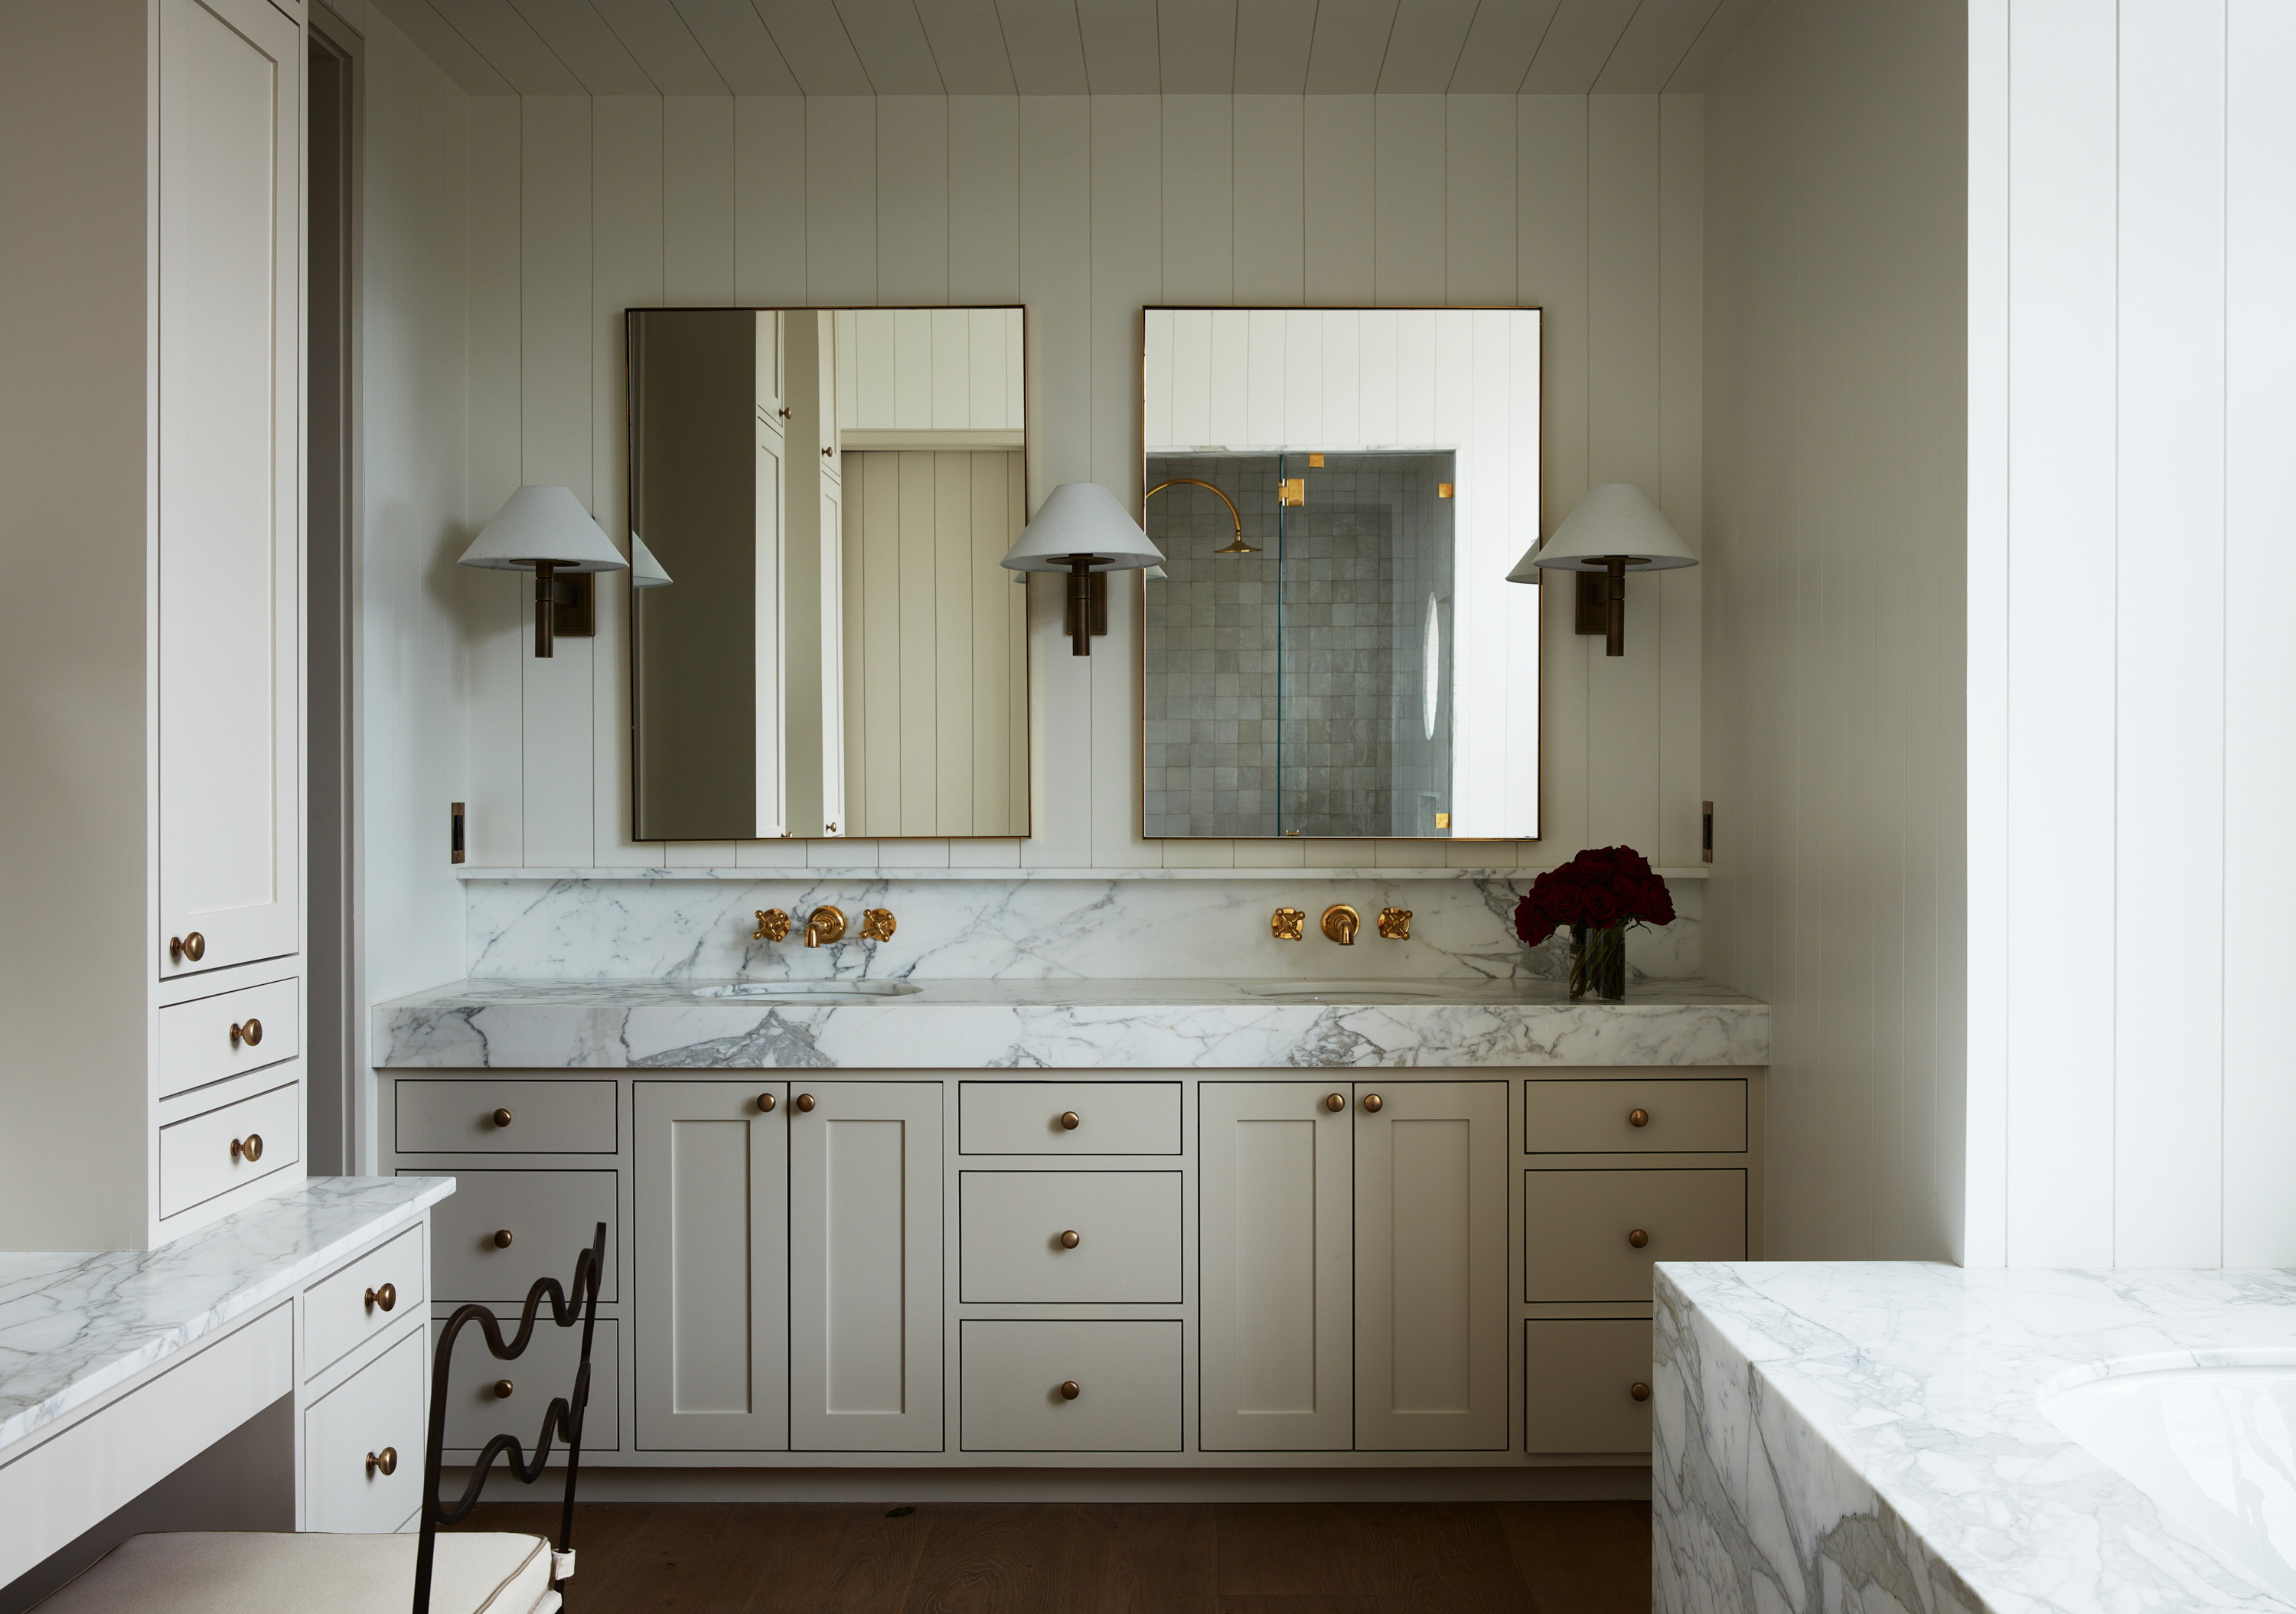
[410,1221,607,1614]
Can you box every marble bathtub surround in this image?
[1654,1260,2296,1614]
[0,1177,454,1452]
[463,873,1703,983]
[374,975,1768,1070]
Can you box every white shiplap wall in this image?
[1968,0,2296,1267]
[461,93,1703,874]
[1701,0,1968,1263]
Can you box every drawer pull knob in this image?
[758,1092,778,1113]
[1629,1381,1652,1402]
[1324,1093,1345,1112]
[230,1018,263,1048]
[1628,1107,1650,1128]
[1058,1110,1081,1131]
[364,1283,397,1312]
[492,1107,514,1128]
[1627,1228,1649,1249]
[1058,1381,1081,1401]
[366,1447,397,1478]
[1059,1229,1081,1249]
[1361,1093,1383,1113]
[231,1133,263,1163]
[796,1092,817,1113]
[169,932,206,964]
[494,1380,515,1399]
[493,1228,514,1248]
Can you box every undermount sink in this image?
[691,980,921,1002]
[1240,980,1465,1003]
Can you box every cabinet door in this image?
[789,1081,941,1450]
[754,405,787,836]
[1199,1081,1352,1451]
[155,0,302,977]
[634,1082,788,1451]
[1354,1080,1509,1450]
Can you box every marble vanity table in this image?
[1655,1261,2296,1613]
[0,1178,451,1596]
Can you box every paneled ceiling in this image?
[367,0,1770,97]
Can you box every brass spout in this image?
[1144,478,1257,555]
[804,905,847,948]
[1321,904,1359,945]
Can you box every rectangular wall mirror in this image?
[1141,308,1542,840]
[628,306,1029,841]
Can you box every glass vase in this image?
[1569,923,1627,1002]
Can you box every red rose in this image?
[1538,875,1589,926]
[1513,893,1559,944]
[1634,875,1675,928]
[1572,847,1618,879]
[1609,846,1655,880]
[1577,883,1626,931]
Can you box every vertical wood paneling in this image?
[875,96,948,305]
[948,98,1021,303]
[1372,96,1445,305]
[519,96,595,867]
[932,453,976,832]
[2223,0,2296,1265]
[2003,0,2118,1266]
[465,95,527,867]
[1163,96,1234,304]
[1232,96,1304,305]
[805,97,876,304]
[733,96,805,305]
[1443,96,1515,304]
[1303,96,1375,306]
[1655,97,1702,872]
[895,451,938,831]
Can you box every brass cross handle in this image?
[862,908,897,941]
[753,908,791,943]
[1271,906,1306,941]
[1377,908,1412,941]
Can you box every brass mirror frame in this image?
[1136,305,1546,845]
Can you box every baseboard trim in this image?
[500,1465,1651,1505]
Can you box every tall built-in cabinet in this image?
[0,0,306,1250]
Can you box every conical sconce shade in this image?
[458,486,628,657]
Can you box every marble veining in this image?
[0,1177,455,1455]
[374,976,1768,1069]
[1655,1261,2296,1614]
[461,873,1704,984]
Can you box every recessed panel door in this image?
[1199,1081,1352,1451]
[1355,1079,1508,1450]
[634,1081,788,1451]
[789,1081,942,1451]
[155,0,302,977]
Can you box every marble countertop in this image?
[0,1176,455,1454]
[1657,1261,2296,1612]
[373,977,1769,1069]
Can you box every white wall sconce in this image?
[629,531,673,589]
[1000,482,1166,656]
[458,485,631,657]
[1507,482,1697,657]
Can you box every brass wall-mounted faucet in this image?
[1321,904,1359,944]
[804,906,846,948]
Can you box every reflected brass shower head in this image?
[1143,478,1257,555]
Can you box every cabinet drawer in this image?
[1524,1169,1745,1302]
[305,1327,426,1532]
[437,1318,619,1453]
[1524,1078,1746,1154]
[960,1321,1182,1452]
[1525,1319,1652,1454]
[959,1081,1179,1155]
[959,1172,1182,1303]
[158,1078,300,1218]
[158,976,298,1100]
[413,1169,618,1303]
[306,1224,427,1381]
[395,1078,617,1153]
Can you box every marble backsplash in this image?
[462,872,1703,983]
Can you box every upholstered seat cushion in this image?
[34,1531,556,1614]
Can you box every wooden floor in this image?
[458,1498,1649,1613]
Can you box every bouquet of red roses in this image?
[1513,845,1675,945]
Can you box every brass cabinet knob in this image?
[169,932,206,964]
[492,1107,514,1128]
[1630,1381,1652,1402]
[796,1092,817,1112]
[230,1018,263,1048]
[364,1283,397,1312]
[1376,907,1413,941]
[1628,1229,1649,1250]
[861,908,897,941]
[1628,1107,1650,1128]
[753,908,791,943]
[1059,1229,1081,1250]
[1361,1093,1383,1113]
[1321,904,1359,944]
[757,1092,778,1113]
[1271,906,1306,941]
[1323,1093,1345,1112]
[494,1380,515,1399]
[1058,1381,1081,1400]
[1059,1111,1081,1131]
[366,1447,397,1478]
[231,1133,263,1162]
[493,1228,514,1248]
